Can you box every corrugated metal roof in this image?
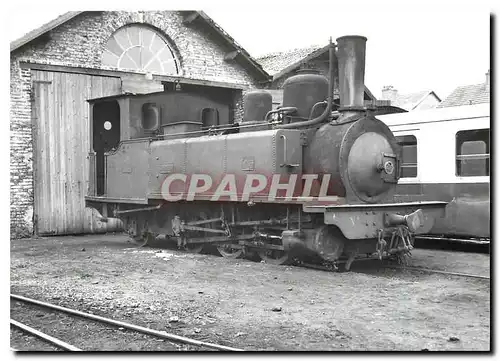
[437,83,490,108]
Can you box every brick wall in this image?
[10,11,262,238]
[10,59,34,238]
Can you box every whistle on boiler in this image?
[384,209,424,233]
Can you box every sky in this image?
[4,0,494,100]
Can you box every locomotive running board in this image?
[85,195,149,204]
[302,201,448,213]
[302,201,448,239]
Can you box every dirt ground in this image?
[10,233,490,351]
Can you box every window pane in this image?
[461,140,486,155]
[126,46,142,68]
[140,48,155,70]
[456,129,490,176]
[141,30,154,50]
[150,36,165,54]
[114,31,131,50]
[145,59,163,73]
[396,135,417,178]
[459,159,488,176]
[162,59,178,74]
[106,37,123,57]
[119,54,137,70]
[127,27,140,46]
[402,144,417,164]
[401,165,417,178]
[102,50,118,67]
[159,48,175,62]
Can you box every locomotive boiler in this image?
[85,35,447,270]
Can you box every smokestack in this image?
[336,35,367,110]
[485,69,490,88]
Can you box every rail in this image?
[11,319,82,351]
[11,294,243,352]
[384,265,490,280]
[296,259,490,280]
[415,235,490,246]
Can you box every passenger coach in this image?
[378,103,490,241]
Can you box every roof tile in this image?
[437,83,490,108]
[256,45,322,76]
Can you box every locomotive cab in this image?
[87,90,232,200]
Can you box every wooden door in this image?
[32,70,122,235]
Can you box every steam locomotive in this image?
[85,35,447,270]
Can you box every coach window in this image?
[396,135,417,178]
[456,129,490,177]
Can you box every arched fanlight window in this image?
[102,25,179,75]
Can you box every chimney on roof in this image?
[485,69,490,88]
[381,85,398,103]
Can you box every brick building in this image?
[10,11,270,238]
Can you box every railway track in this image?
[415,235,490,246]
[383,265,490,280]
[11,319,82,351]
[141,240,490,280]
[10,294,243,352]
[414,235,490,254]
[296,259,490,280]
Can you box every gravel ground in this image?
[10,327,60,352]
[10,234,491,351]
[10,300,207,351]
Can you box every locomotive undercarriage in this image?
[102,201,417,271]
